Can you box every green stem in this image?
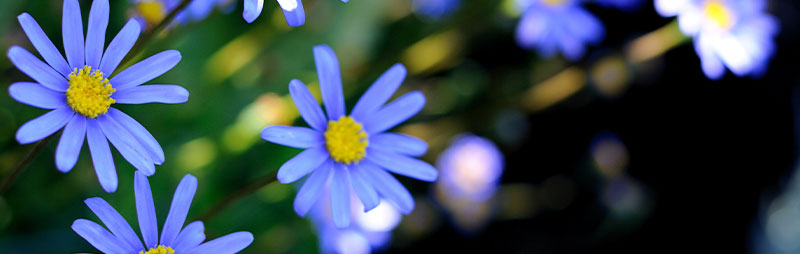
[193,172,278,222]
[0,135,55,196]
[119,0,195,67]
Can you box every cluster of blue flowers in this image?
[4,0,781,253]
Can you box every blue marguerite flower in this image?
[655,0,779,80]
[593,0,644,11]
[132,0,226,27]
[8,0,188,192]
[515,0,605,60]
[261,44,437,227]
[412,0,461,20]
[241,0,348,27]
[72,172,254,253]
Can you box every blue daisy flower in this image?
[261,44,437,228]
[8,0,188,192]
[312,194,402,254]
[593,0,644,11]
[132,0,225,27]
[241,0,348,27]
[412,0,461,20]
[515,0,605,60]
[655,0,779,80]
[72,172,254,253]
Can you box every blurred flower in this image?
[412,0,461,20]
[8,0,188,192]
[72,172,254,253]
[655,0,779,80]
[242,0,349,27]
[594,0,644,11]
[131,0,225,27]
[515,0,605,60]
[435,134,504,232]
[262,44,437,228]
[311,189,401,254]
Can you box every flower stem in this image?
[120,0,195,67]
[193,172,278,222]
[0,135,55,196]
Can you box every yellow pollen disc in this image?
[704,0,734,29]
[66,66,115,118]
[542,0,567,7]
[137,1,167,25]
[140,245,175,254]
[324,116,369,164]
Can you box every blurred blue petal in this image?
[367,148,438,182]
[289,79,327,131]
[314,44,345,120]
[370,133,428,157]
[351,64,407,121]
[363,91,425,134]
[331,165,352,228]
[278,147,329,183]
[360,161,414,214]
[349,164,380,211]
[294,159,334,216]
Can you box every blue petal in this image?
[134,171,159,248]
[87,119,118,193]
[369,133,427,157]
[174,221,205,252]
[294,159,333,216]
[331,164,351,228]
[363,91,425,134]
[85,0,109,69]
[113,85,189,104]
[17,13,71,76]
[62,0,85,69]
[261,126,323,149]
[160,174,198,247]
[313,45,345,120]
[349,163,380,211]
[106,108,165,165]
[351,64,406,121]
[97,115,156,176]
[185,232,254,254]
[243,0,264,23]
[288,79,327,131]
[8,82,66,109]
[8,46,69,92]
[16,107,73,144]
[281,0,305,27]
[359,161,414,214]
[71,219,130,254]
[100,19,140,76]
[56,115,86,173]
[277,147,329,183]
[366,148,437,182]
[84,197,144,251]
[110,50,181,90]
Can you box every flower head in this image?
[72,172,254,253]
[515,0,605,60]
[655,0,779,79]
[594,0,644,11]
[242,0,349,27]
[8,0,189,192]
[261,44,437,228]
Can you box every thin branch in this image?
[0,135,55,196]
[193,172,278,222]
[120,0,195,67]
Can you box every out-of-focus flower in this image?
[311,189,402,254]
[8,0,188,192]
[132,0,225,27]
[242,0,349,27]
[72,172,254,253]
[515,0,605,60]
[655,0,779,80]
[261,44,437,228]
[594,0,644,11]
[412,0,461,20]
[435,134,504,231]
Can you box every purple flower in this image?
[8,0,188,192]
[261,44,437,227]
[72,172,254,253]
[515,0,605,60]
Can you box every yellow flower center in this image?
[140,245,175,254]
[704,0,734,29]
[137,1,167,25]
[542,0,567,7]
[324,116,368,164]
[66,66,115,118]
